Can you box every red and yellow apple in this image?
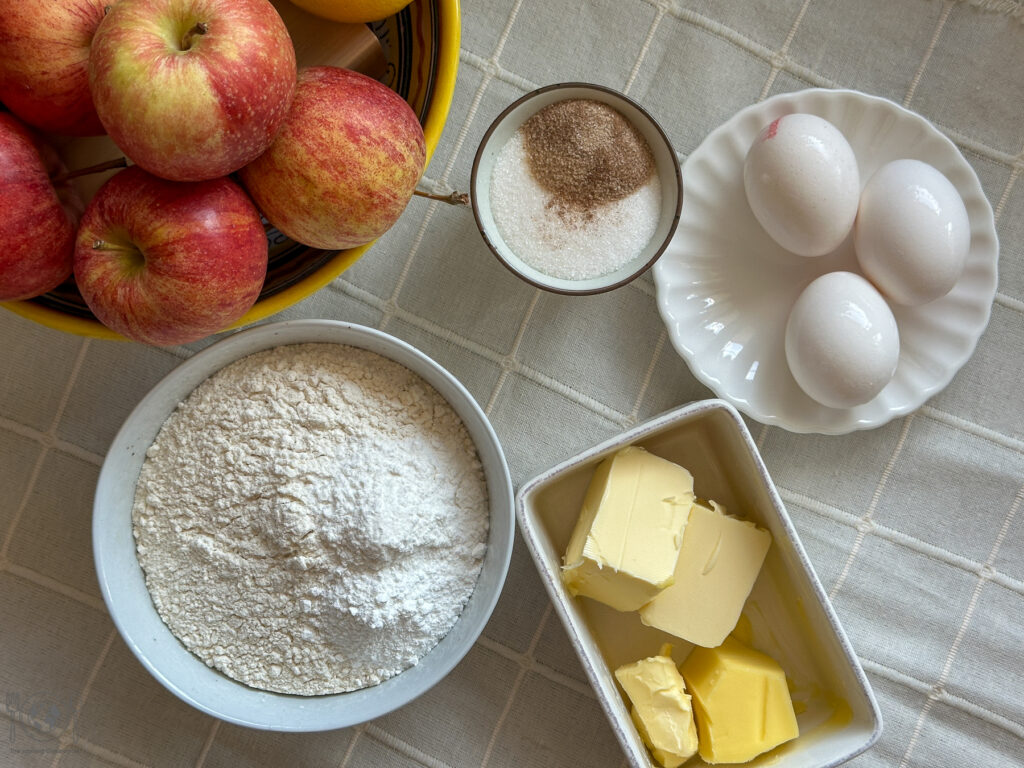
[0,114,82,301]
[0,0,108,136]
[73,166,269,346]
[239,66,426,249]
[89,0,297,182]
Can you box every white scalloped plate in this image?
[654,89,999,434]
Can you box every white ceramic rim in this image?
[515,399,883,767]
[93,319,514,731]
[470,82,683,295]
[654,88,999,434]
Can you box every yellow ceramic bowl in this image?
[3,0,460,340]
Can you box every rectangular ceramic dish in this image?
[516,399,882,768]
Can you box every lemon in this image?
[289,0,413,23]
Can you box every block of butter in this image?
[639,499,770,647]
[562,446,693,612]
[614,644,699,768]
[681,636,799,764]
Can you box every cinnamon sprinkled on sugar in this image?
[520,99,655,219]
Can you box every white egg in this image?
[854,159,970,306]
[785,272,900,409]
[743,113,860,257]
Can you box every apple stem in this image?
[181,21,209,50]
[91,240,135,253]
[52,157,128,185]
[414,189,470,207]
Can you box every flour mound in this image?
[132,343,489,695]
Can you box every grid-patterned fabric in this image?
[2,1,1023,766]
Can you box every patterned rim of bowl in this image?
[2,0,461,340]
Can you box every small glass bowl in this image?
[470,83,682,295]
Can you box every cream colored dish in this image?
[516,400,882,768]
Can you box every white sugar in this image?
[489,132,661,281]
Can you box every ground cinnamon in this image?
[520,98,655,218]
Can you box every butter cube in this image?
[615,645,699,768]
[562,446,693,611]
[639,499,770,647]
[681,636,799,764]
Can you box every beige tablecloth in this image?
[2,0,1023,766]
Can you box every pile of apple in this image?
[0,0,426,346]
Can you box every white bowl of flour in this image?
[93,319,514,730]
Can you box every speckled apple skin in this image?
[89,0,297,182]
[0,0,108,136]
[239,66,427,250]
[73,166,268,346]
[0,114,76,300]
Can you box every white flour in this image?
[132,343,489,695]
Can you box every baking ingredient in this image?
[73,166,267,346]
[785,271,900,409]
[743,113,860,257]
[287,0,413,23]
[239,65,426,249]
[0,0,108,136]
[639,499,770,647]
[489,99,661,281]
[89,0,297,182]
[561,446,693,612]
[615,644,699,768]
[132,343,489,695]
[522,99,655,213]
[681,636,799,763]
[855,159,970,306]
[0,114,82,300]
